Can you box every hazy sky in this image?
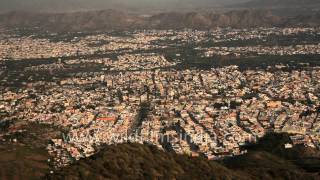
[0,0,250,12]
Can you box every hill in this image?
[1,10,319,32]
[238,0,320,8]
[236,133,320,173]
[0,0,249,13]
[46,133,320,180]
[45,143,245,180]
[0,122,62,179]
[1,122,318,180]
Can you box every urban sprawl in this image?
[0,27,320,168]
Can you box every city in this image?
[1,27,319,171]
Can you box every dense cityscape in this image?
[1,27,320,170]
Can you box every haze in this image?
[0,0,250,12]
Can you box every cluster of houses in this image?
[2,64,320,167]
[0,27,319,168]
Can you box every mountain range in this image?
[0,0,319,32]
[238,0,320,8]
[0,0,249,13]
[0,9,319,32]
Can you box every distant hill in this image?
[238,0,320,8]
[0,0,249,13]
[0,10,136,32]
[46,133,320,180]
[144,10,282,29]
[0,9,319,32]
[284,13,320,26]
